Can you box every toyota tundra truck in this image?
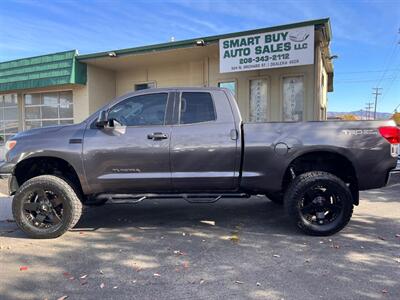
[0,87,399,238]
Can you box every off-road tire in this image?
[12,175,82,239]
[284,171,354,236]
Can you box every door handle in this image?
[147,132,168,140]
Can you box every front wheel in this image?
[12,175,83,239]
[284,171,354,236]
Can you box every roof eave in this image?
[77,18,331,61]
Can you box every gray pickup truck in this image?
[1,87,399,238]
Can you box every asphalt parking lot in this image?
[0,183,399,300]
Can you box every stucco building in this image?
[0,18,333,146]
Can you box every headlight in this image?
[5,140,17,151]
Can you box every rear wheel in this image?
[12,175,82,239]
[284,171,353,236]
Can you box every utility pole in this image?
[372,88,382,120]
[365,102,374,120]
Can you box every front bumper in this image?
[0,161,17,196]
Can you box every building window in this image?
[249,79,269,122]
[0,94,18,144]
[283,76,304,122]
[134,82,156,91]
[218,81,236,96]
[179,92,216,124]
[24,91,73,130]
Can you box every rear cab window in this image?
[179,92,216,124]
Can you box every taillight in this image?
[379,126,400,144]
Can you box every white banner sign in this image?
[219,25,314,73]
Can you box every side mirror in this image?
[96,110,109,128]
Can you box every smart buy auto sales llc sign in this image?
[219,25,314,73]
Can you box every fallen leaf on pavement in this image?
[200,220,215,226]
[229,234,239,243]
[19,266,28,271]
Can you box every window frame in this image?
[176,91,217,126]
[247,76,271,123]
[280,73,306,122]
[23,90,74,130]
[0,93,19,145]
[107,92,170,128]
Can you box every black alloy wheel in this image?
[12,175,82,239]
[299,184,344,226]
[22,189,64,229]
[284,171,354,236]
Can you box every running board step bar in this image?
[94,193,250,204]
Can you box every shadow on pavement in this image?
[0,194,399,300]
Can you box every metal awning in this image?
[0,50,86,93]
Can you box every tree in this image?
[340,114,358,121]
[392,112,400,126]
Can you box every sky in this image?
[0,0,399,113]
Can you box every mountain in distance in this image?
[327,110,392,120]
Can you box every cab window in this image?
[108,93,168,126]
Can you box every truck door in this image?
[170,90,239,191]
[83,92,174,194]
